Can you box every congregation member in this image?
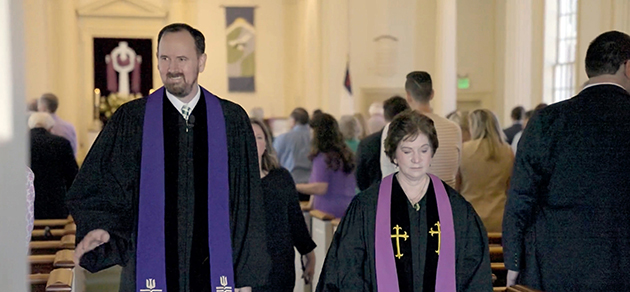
[504,30,630,291]
[511,103,547,154]
[296,113,356,218]
[339,115,362,153]
[28,112,78,219]
[503,106,525,145]
[353,113,368,139]
[366,101,386,135]
[317,110,491,291]
[446,110,471,143]
[274,107,312,201]
[250,119,316,292]
[67,23,270,292]
[404,71,461,188]
[459,109,513,233]
[38,93,78,156]
[355,95,409,191]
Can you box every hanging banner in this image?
[225,7,256,92]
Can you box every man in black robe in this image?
[503,31,630,291]
[67,23,269,292]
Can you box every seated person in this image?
[316,110,492,292]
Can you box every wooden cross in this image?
[429,221,441,255]
[391,225,409,259]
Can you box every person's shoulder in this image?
[111,98,147,121]
[361,130,382,144]
[268,167,294,183]
[350,182,380,209]
[212,94,248,120]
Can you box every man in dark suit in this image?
[503,31,630,291]
[503,106,525,144]
[355,96,409,191]
[28,112,78,219]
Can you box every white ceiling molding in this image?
[77,0,167,18]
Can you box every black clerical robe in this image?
[66,91,270,292]
[355,129,384,191]
[316,176,492,292]
[503,84,630,291]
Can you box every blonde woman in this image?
[458,109,514,232]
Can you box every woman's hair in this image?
[339,115,361,141]
[250,118,280,172]
[446,110,470,133]
[309,113,356,174]
[467,109,507,161]
[384,110,439,164]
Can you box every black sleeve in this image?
[222,101,272,288]
[59,139,78,191]
[66,103,141,273]
[503,112,550,271]
[457,201,493,291]
[316,196,370,292]
[355,134,380,191]
[281,169,316,255]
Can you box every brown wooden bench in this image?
[309,209,335,221]
[31,229,65,241]
[30,235,75,255]
[31,249,75,274]
[30,273,49,292]
[45,268,73,291]
[489,245,503,262]
[506,285,544,292]
[488,232,502,245]
[34,219,69,229]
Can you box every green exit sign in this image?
[457,77,470,89]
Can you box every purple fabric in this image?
[374,174,399,291]
[430,173,456,292]
[309,153,356,218]
[50,114,78,156]
[374,173,456,292]
[136,87,234,292]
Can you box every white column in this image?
[433,0,457,116]
[0,0,27,291]
[503,0,532,125]
[303,0,323,113]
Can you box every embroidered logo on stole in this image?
[216,276,233,292]
[139,278,162,292]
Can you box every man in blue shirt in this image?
[274,108,312,201]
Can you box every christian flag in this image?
[341,61,355,115]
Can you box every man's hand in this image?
[302,251,316,285]
[235,287,251,292]
[507,270,520,287]
[74,229,110,265]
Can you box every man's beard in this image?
[164,72,197,98]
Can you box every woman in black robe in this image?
[316,110,492,292]
[250,119,316,292]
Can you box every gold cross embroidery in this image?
[391,225,409,259]
[429,221,441,255]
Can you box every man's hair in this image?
[405,71,433,103]
[384,110,439,162]
[28,112,55,130]
[383,95,410,121]
[290,108,309,125]
[510,106,525,121]
[39,93,59,113]
[585,31,630,78]
[158,23,206,55]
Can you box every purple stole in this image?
[375,173,456,292]
[136,87,234,292]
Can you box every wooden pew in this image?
[30,273,49,292]
[30,249,75,275]
[34,219,69,229]
[489,245,503,262]
[45,268,73,291]
[488,232,502,245]
[32,228,65,241]
[30,235,75,255]
[309,209,335,290]
[506,285,544,292]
